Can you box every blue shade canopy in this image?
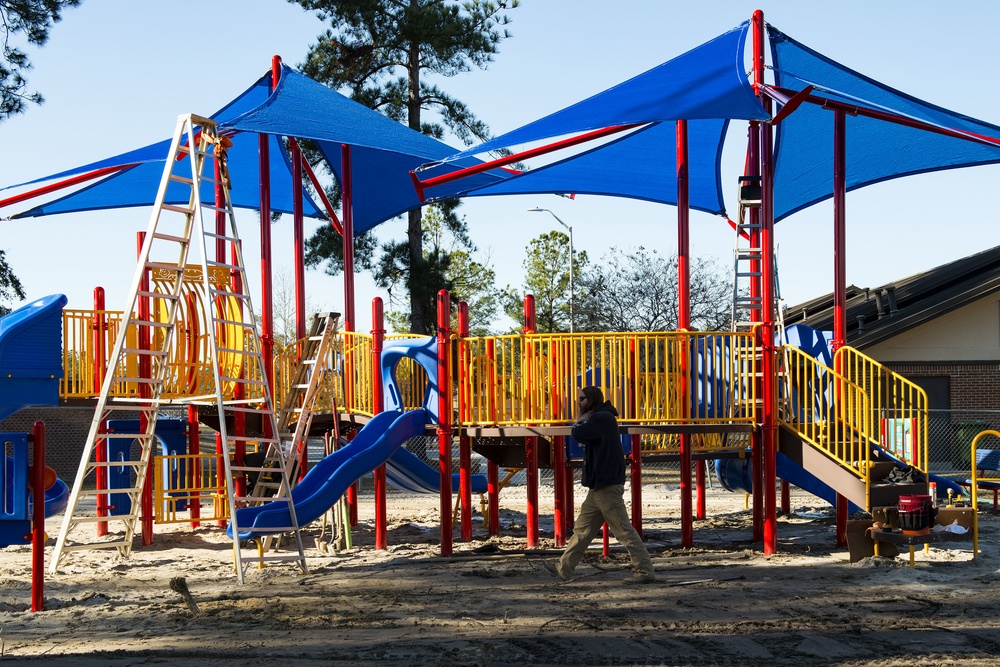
[768,25,1000,221]
[220,66,510,234]
[443,22,768,163]
[9,74,322,220]
[431,119,731,216]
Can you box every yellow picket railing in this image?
[457,330,758,426]
[778,345,873,478]
[153,453,229,523]
[833,346,929,472]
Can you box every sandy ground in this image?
[0,482,997,667]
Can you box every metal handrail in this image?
[833,346,929,473]
[778,345,872,479]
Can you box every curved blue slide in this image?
[386,445,488,494]
[227,409,428,539]
[715,452,861,512]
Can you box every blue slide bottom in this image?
[386,445,488,494]
[228,409,427,540]
[715,452,862,513]
[715,453,965,510]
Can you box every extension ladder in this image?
[731,213,785,343]
[250,311,340,499]
[50,114,307,582]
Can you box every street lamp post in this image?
[528,207,574,333]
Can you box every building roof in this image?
[783,245,1000,348]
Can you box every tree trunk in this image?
[406,21,428,334]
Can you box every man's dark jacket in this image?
[571,400,626,489]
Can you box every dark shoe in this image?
[624,572,656,585]
[543,560,570,581]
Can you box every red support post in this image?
[187,405,201,528]
[457,302,473,542]
[93,287,109,537]
[486,338,500,536]
[371,298,388,549]
[292,139,306,342]
[341,145,356,334]
[341,143,358,525]
[30,421,45,612]
[628,337,642,535]
[833,109,850,546]
[230,248,246,500]
[137,232,154,546]
[258,130,275,425]
[522,295,539,548]
[755,8,779,556]
[436,290,453,556]
[677,119,694,548]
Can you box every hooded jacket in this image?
[571,400,626,489]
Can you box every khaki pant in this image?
[558,484,654,577]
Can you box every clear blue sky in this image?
[2,1,999,333]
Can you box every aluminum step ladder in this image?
[51,114,307,582]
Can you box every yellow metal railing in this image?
[457,330,758,426]
[778,345,873,478]
[153,453,229,523]
[834,346,929,472]
[62,321,759,429]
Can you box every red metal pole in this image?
[341,143,358,524]
[410,122,641,201]
[258,131,275,424]
[292,140,306,341]
[756,8,779,556]
[457,302,473,542]
[288,136,343,236]
[437,289,453,556]
[230,250,247,500]
[0,164,134,211]
[215,431,226,527]
[92,287,109,537]
[372,298,387,549]
[677,119,694,548]
[748,9,766,545]
[187,404,201,528]
[486,338,500,536]
[833,109,850,546]
[341,145,356,334]
[551,339,566,547]
[628,337,642,535]
[137,232,154,546]
[522,295,539,548]
[30,421,45,612]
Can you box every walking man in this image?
[546,385,655,584]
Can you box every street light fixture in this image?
[528,207,574,333]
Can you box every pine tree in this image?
[1,0,81,120]
[292,0,519,333]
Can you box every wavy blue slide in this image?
[386,445,488,494]
[227,409,428,539]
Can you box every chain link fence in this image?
[927,410,1000,475]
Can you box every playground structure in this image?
[3,8,999,583]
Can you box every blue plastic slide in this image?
[386,445,488,494]
[228,409,428,539]
[715,451,861,512]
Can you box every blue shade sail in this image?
[768,25,1000,222]
[9,74,322,220]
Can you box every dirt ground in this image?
[0,482,997,666]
